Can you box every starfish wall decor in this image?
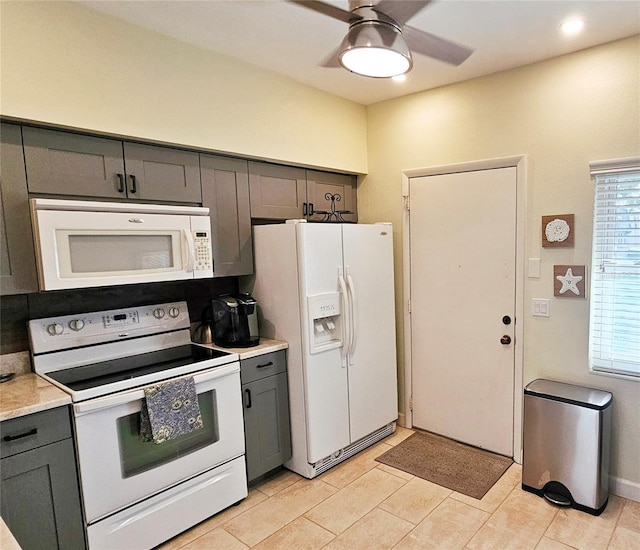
[554,265,586,298]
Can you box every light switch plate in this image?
[532,298,550,317]
[528,258,541,278]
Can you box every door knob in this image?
[500,335,512,345]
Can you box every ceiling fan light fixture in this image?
[339,20,413,78]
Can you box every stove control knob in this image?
[168,307,180,318]
[47,323,64,336]
[68,319,85,331]
[153,308,166,319]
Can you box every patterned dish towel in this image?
[140,376,203,444]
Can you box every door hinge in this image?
[404,195,410,211]
[409,397,413,412]
[408,298,411,313]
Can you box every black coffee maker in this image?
[211,293,260,348]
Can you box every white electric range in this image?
[29,301,248,550]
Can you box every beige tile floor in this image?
[159,427,640,550]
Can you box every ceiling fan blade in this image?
[374,0,434,26]
[403,25,474,66]
[320,45,342,68]
[288,0,361,24]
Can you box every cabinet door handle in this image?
[256,361,274,369]
[302,202,308,216]
[309,203,314,215]
[129,174,137,194]
[244,388,252,408]
[117,173,126,193]
[3,428,37,442]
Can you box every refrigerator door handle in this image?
[346,268,357,365]
[338,267,350,367]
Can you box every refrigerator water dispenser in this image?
[307,293,342,353]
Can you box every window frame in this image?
[588,157,640,381]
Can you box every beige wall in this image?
[0,0,367,173]
[364,36,640,490]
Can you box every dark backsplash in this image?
[0,278,237,356]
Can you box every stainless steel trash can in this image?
[522,379,612,516]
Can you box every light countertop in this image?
[1,518,21,550]
[196,338,288,360]
[0,373,71,422]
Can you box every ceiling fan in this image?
[289,0,474,78]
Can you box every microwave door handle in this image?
[182,230,195,273]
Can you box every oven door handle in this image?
[73,362,239,415]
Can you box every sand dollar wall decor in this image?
[542,214,574,247]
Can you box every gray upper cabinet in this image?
[22,127,125,199]
[200,154,253,277]
[0,123,38,295]
[249,162,307,220]
[123,142,201,203]
[249,162,357,222]
[306,170,357,223]
[23,127,201,204]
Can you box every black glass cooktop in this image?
[47,345,232,392]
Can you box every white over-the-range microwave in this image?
[30,198,214,291]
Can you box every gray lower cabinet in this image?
[249,162,357,222]
[0,123,38,295]
[240,350,292,482]
[1,406,86,550]
[200,154,253,276]
[22,126,202,203]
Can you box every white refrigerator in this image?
[248,220,398,478]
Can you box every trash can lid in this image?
[524,379,612,410]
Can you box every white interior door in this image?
[409,167,516,456]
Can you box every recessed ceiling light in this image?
[560,18,585,36]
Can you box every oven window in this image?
[117,390,219,478]
[66,233,175,273]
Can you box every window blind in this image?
[589,159,640,378]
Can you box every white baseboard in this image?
[610,475,640,503]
